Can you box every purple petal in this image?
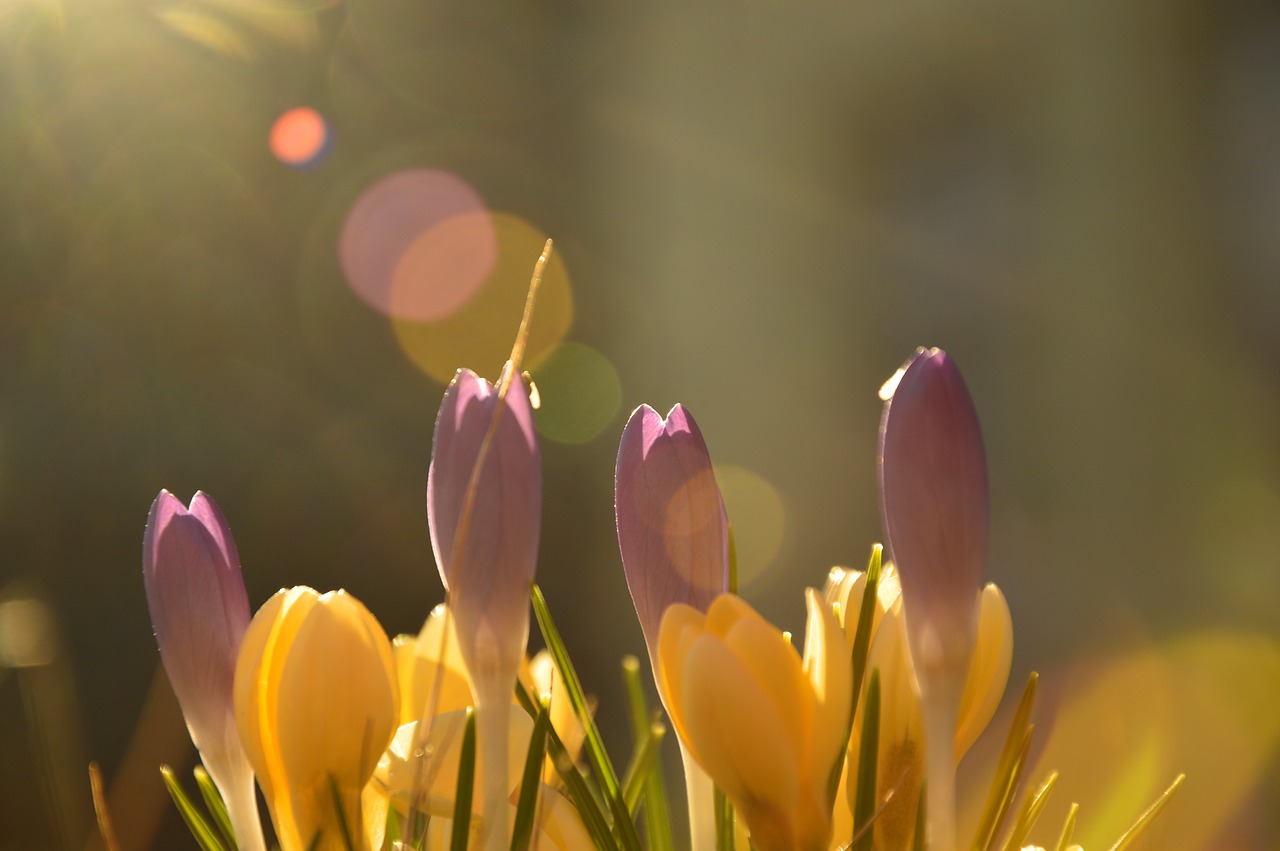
[142,490,251,759]
[615,403,729,661]
[878,348,988,664]
[426,363,542,677]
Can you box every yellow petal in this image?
[373,705,533,818]
[719,603,811,760]
[273,591,398,850]
[801,588,851,799]
[656,602,707,753]
[235,586,320,850]
[528,650,588,784]
[679,633,801,834]
[395,604,474,726]
[954,583,1012,759]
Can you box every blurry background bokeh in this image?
[2,0,1279,848]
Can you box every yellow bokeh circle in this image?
[392,213,573,385]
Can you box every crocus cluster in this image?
[141,346,1179,851]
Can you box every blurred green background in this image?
[2,0,1279,848]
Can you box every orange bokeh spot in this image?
[270,107,329,167]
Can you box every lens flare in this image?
[1017,632,1280,851]
[392,213,572,384]
[269,107,330,168]
[339,169,495,321]
[527,342,622,445]
[712,465,786,588]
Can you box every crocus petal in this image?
[426,363,541,851]
[392,603,473,727]
[879,347,990,851]
[371,705,533,817]
[954,583,1013,757]
[848,603,925,851]
[801,587,852,801]
[235,587,398,851]
[878,347,988,678]
[615,403,729,664]
[427,364,541,681]
[143,490,264,851]
[657,594,842,851]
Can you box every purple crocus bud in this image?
[878,347,988,676]
[143,490,265,851]
[427,362,541,851]
[427,363,542,679]
[615,404,729,667]
[878,348,988,851]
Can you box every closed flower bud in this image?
[878,347,991,851]
[615,403,729,667]
[234,587,398,851]
[878,347,989,680]
[427,364,541,684]
[657,591,850,851]
[427,363,541,851]
[142,490,265,851]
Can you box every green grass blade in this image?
[511,698,551,851]
[851,669,881,851]
[912,781,926,851]
[192,765,238,850]
[621,717,664,814]
[1053,802,1079,851]
[1000,771,1057,851]
[622,656,673,851]
[327,774,357,851]
[828,546,882,806]
[981,727,1033,851]
[971,672,1038,851]
[516,681,617,851]
[1107,774,1185,851]
[450,708,477,851]
[531,584,643,851]
[160,765,228,851]
[714,787,736,851]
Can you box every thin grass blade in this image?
[714,787,736,851]
[1053,802,1079,851]
[160,765,228,851]
[511,698,551,851]
[1107,774,1185,851]
[851,669,882,851]
[622,656,673,851]
[621,717,664,814]
[1000,771,1057,851]
[516,682,616,851]
[450,708,477,851]
[326,774,357,851]
[912,781,926,851]
[971,672,1038,851]
[193,765,237,850]
[828,546,882,805]
[531,584,642,851]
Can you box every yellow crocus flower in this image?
[364,704,591,850]
[234,586,399,851]
[658,590,851,851]
[833,564,1012,850]
[393,603,473,727]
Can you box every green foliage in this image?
[160,765,229,851]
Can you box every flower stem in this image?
[920,683,959,851]
[475,685,511,851]
[680,741,716,851]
